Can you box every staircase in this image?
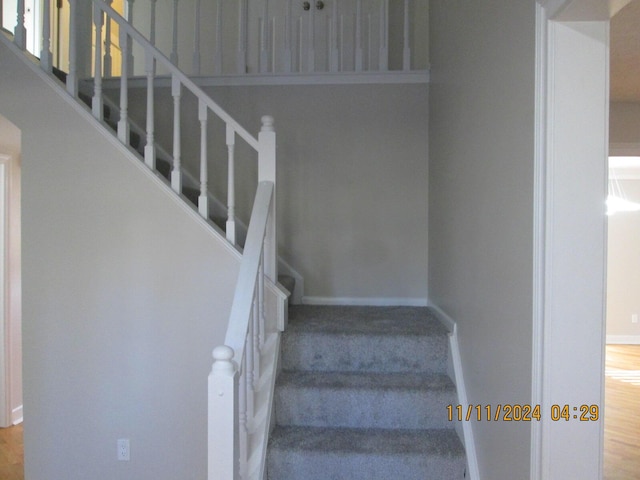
[267,305,466,479]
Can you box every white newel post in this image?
[41,0,53,72]
[208,346,239,480]
[259,115,277,282]
[14,0,26,50]
[67,0,78,96]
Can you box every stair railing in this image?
[3,1,281,478]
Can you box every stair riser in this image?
[281,333,448,374]
[267,450,466,480]
[275,386,456,429]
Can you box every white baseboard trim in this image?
[429,304,480,480]
[301,296,428,307]
[606,335,640,344]
[11,405,23,425]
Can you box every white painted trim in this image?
[99,70,430,90]
[606,335,640,344]
[11,404,22,425]
[301,296,428,307]
[429,304,480,480]
[0,156,8,429]
[531,4,548,478]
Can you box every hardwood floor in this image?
[0,423,23,480]
[0,346,635,479]
[604,344,640,479]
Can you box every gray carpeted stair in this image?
[267,305,466,480]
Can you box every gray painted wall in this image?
[428,1,535,478]
[0,39,240,479]
[124,83,429,301]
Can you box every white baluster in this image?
[144,50,156,169]
[307,2,315,72]
[298,16,303,72]
[258,253,265,349]
[253,283,261,373]
[193,0,201,74]
[237,0,247,74]
[378,0,388,71]
[125,0,134,73]
[171,0,179,66]
[103,0,113,77]
[271,17,276,71]
[329,0,338,72]
[41,0,53,72]
[149,0,157,45]
[226,125,236,245]
[403,0,411,71]
[171,74,182,193]
[259,0,269,73]
[367,13,372,70]
[258,116,277,281]
[92,3,104,120]
[198,100,209,218]
[118,29,130,145]
[14,0,26,50]
[67,0,78,96]
[208,346,238,480]
[283,0,292,73]
[213,0,222,75]
[355,0,362,72]
[238,351,248,480]
[246,311,255,416]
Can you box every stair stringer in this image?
[430,303,481,480]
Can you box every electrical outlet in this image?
[633,314,639,324]
[117,439,130,461]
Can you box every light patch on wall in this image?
[608,156,640,215]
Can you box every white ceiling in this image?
[611,0,640,102]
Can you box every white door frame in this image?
[533,1,609,478]
[0,153,10,428]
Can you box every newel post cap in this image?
[261,115,275,132]
[212,345,236,375]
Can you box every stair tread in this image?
[278,370,455,391]
[269,425,464,457]
[287,306,448,336]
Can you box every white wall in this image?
[607,179,640,339]
[123,83,429,302]
[428,1,536,478]
[0,38,240,479]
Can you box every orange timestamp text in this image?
[446,404,599,422]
